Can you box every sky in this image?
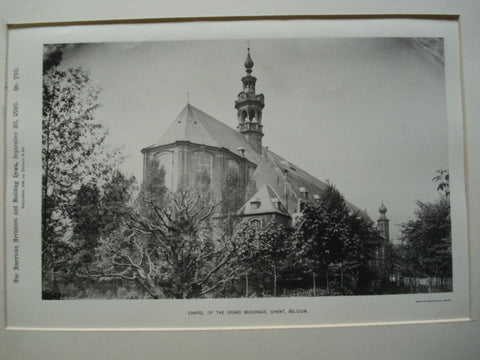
[58,38,448,241]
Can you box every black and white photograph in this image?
[40,37,452,300]
[5,19,469,330]
[2,4,480,359]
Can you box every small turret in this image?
[377,201,390,241]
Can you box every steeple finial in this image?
[244,47,254,74]
[377,201,390,241]
[379,201,387,214]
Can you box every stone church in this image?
[141,49,390,239]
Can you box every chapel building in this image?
[141,48,387,236]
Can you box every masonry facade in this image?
[141,49,389,238]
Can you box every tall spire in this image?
[235,47,265,153]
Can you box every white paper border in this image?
[4,18,468,330]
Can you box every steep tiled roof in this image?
[146,104,367,218]
[254,148,366,217]
[237,185,289,216]
[144,104,260,164]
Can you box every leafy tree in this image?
[101,170,136,233]
[70,171,135,257]
[294,185,350,294]
[221,168,246,235]
[433,169,450,198]
[256,222,291,296]
[135,157,167,218]
[47,171,136,297]
[399,198,451,286]
[234,221,293,297]
[342,213,382,294]
[43,44,66,74]
[70,184,103,250]
[42,45,121,278]
[294,184,382,295]
[398,170,452,292]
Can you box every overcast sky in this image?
[58,38,448,240]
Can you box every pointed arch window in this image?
[228,159,240,172]
[249,218,262,230]
[192,151,212,176]
[154,151,174,189]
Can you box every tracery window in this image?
[155,151,173,189]
[228,159,240,172]
[192,151,212,176]
[249,218,262,230]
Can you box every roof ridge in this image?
[189,104,259,155]
[144,104,261,164]
[264,184,284,202]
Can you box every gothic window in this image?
[192,151,212,174]
[249,218,262,230]
[241,110,247,122]
[154,151,173,189]
[228,159,240,172]
[248,168,255,183]
[249,109,256,121]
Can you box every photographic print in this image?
[41,38,451,300]
[6,19,468,329]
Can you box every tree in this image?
[42,45,121,278]
[399,197,452,287]
[256,222,291,296]
[101,170,137,233]
[69,171,135,269]
[342,213,382,294]
[221,168,246,235]
[294,184,382,295]
[433,169,450,198]
[135,157,167,218]
[86,184,245,299]
[43,44,66,74]
[42,171,136,299]
[234,221,293,297]
[398,170,452,292]
[294,185,350,294]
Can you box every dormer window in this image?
[299,187,308,199]
[272,198,282,211]
[250,199,261,210]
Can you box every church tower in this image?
[377,202,390,241]
[235,48,265,153]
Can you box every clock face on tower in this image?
[238,92,247,101]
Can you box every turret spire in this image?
[244,47,254,74]
[377,201,390,241]
[235,47,265,153]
